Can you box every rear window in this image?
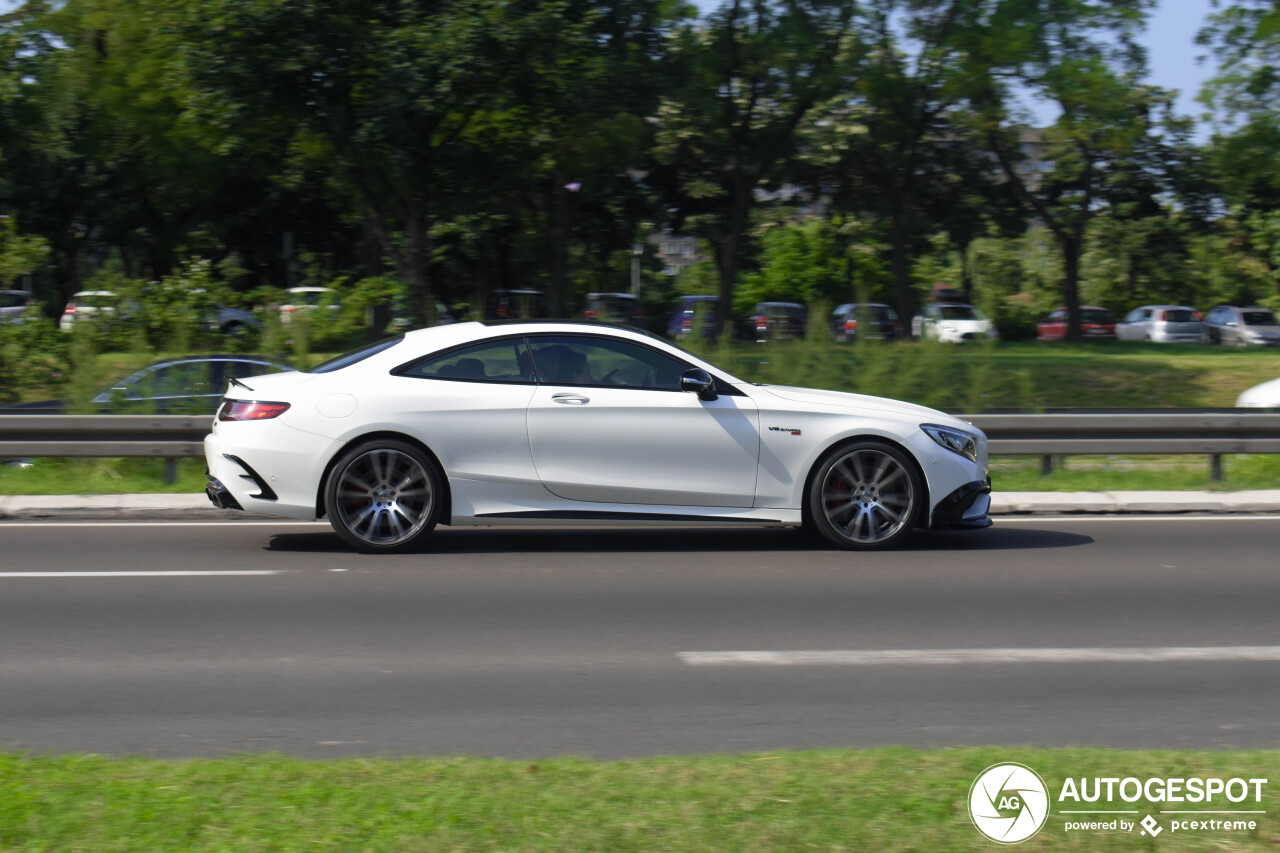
[78,294,116,309]
[1243,310,1278,326]
[0,292,30,308]
[1081,309,1114,324]
[1163,309,1195,323]
[762,305,805,318]
[861,305,897,321]
[307,336,404,374]
[938,306,980,320]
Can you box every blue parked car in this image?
[668,295,736,340]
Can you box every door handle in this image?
[551,393,590,405]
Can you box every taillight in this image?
[64,305,76,314]
[1158,310,1167,321]
[756,317,769,330]
[682,316,693,329]
[844,320,857,331]
[218,401,291,421]
[1192,310,1203,321]
[584,310,597,319]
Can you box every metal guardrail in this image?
[2,412,1278,479]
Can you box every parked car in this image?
[831,303,901,342]
[205,321,992,553]
[1237,377,1280,408]
[2,355,291,414]
[485,289,550,321]
[59,290,119,332]
[582,292,646,329]
[1204,305,1280,347]
[1115,305,1206,343]
[279,286,338,324]
[667,294,725,340]
[0,290,34,325]
[749,302,807,342]
[207,304,260,337]
[912,303,998,342]
[1036,306,1117,341]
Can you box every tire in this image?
[324,439,443,553]
[806,440,923,551]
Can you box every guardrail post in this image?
[1210,454,1223,482]
[1040,455,1053,476]
[165,457,178,485]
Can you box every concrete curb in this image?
[2,491,1280,521]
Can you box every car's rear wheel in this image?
[325,439,442,553]
[807,441,922,550]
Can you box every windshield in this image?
[938,306,983,321]
[307,336,404,374]
[1243,310,1278,326]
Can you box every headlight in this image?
[921,423,978,462]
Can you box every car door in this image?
[1118,308,1148,341]
[524,334,760,507]
[391,337,540,486]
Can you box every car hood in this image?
[757,385,977,432]
[1237,377,1280,407]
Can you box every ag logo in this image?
[968,763,1050,844]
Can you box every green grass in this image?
[0,458,208,495]
[683,337,1280,411]
[2,748,1277,852]
[994,454,1280,492]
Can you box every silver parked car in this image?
[0,290,34,324]
[1115,305,1206,343]
[1204,305,1280,347]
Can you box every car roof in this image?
[587,292,638,299]
[69,290,116,298]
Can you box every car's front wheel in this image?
[324,439,443,553]
[807,441,923,550]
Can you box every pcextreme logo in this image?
[968,763,1051,844]
[967,762,1269,844]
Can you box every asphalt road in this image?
[2,516,1278,758]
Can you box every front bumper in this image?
[930,478,992,530]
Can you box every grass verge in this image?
[2,748,1278,851]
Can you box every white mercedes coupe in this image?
[205,322,992,552]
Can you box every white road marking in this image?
[677,647,1280,666]
[0,571,281,578]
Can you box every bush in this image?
[0,306,72,404]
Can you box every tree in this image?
[967,0,1164,340]
[651,0,855,335]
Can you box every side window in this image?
[402,339,534,383]
[134,362,218,398]
[529,335,687,390]
[1141,308,1153,320]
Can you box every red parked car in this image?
[1037,306,1117,341]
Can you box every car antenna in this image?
[229,377,255,392]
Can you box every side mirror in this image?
[680,368,718,401]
